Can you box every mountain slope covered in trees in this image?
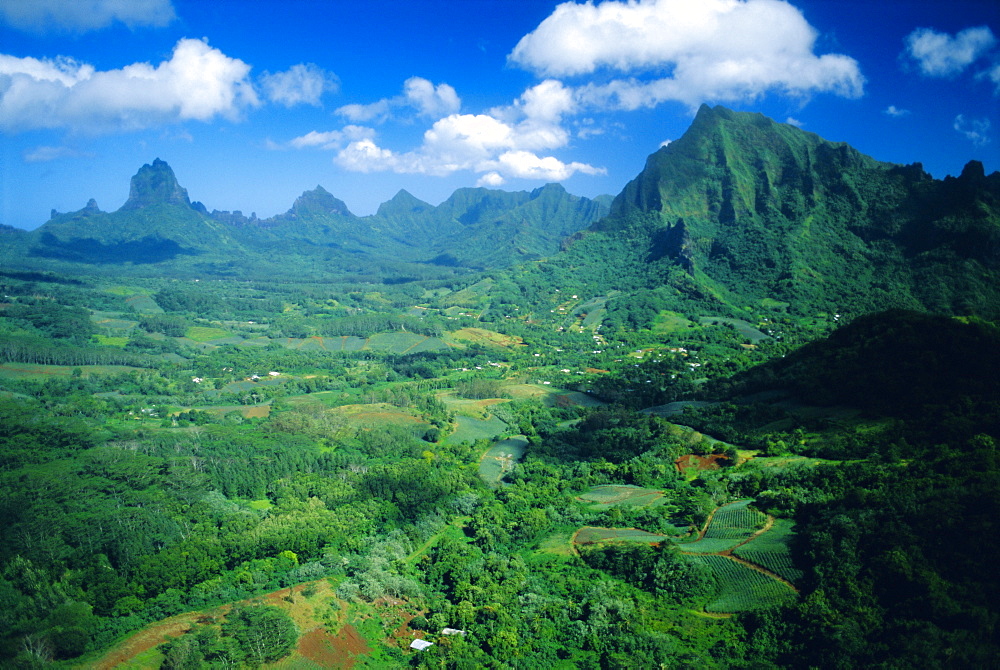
[0,106,997,668]
[4,159,610,279]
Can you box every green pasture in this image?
[184,325,233,342]
[577,485,670,510]
[652,310,695,334]
[699,316,769,343]
[479,436,528,485]
[366,332,449,354]
[93,335,129,347]
[573,527,673,545]
[445,414,508,445]
[124,294,163,314]
[537,530,577,556]
[689,555,797,612]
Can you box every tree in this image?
[222,604,297,665]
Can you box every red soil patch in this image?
[584,367,609,374]
[675,453,730,473]
[243,404,270,418]
[298,625,370,669]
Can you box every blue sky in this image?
[1,0,997,229]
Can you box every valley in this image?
[0,106,997,669]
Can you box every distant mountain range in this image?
[2,104,998,319]
[0,158,610,278]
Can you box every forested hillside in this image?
[1,160,609,280]
[0,106,997,668]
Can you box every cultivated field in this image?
[688,554,797,612]
[577,484,670,510]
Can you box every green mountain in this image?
[542,104,1000,323]
[10,159,609,278]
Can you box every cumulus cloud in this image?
[954,114,991,145]
[259,63,338,107]
[0,0,175,33]
[509,0,864,109]
[477,172,506,187]
[331,109,603,182]
[904,26,996,77]
[337,76,460,122]
[785,117,803,127]
[0,38,258,133]
[306,76,603,184]
[884,105,910,117]
[404,77,461,117]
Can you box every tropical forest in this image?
[0,105,997,669]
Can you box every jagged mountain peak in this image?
[119,158,192,211]
[376,189,434,217]
[286,185,354,219]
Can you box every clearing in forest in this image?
[478,435,528,485]
[576,484,670,510]
[444,414,508,445]
[449,327,524,348]
[572,526,674,545]
[87,578,429,669]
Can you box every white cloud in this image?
[509,0,864,109]
[332,110,603,182]
[286,125,372,150]
[954,114,991,145]
[484,150,605,181]
[404,77,460,117]
[325,77,600,184]
[335,139,399,173]
[884,105,910,117]
[259,63,338,107]
[22,145,92,162]
[337,76,460,122]
[337,99,392,123]
[978,62,1000,93]
[904,26,996,77]
[785,117,803,127]
[0,38,258,133]
[477,172,506,187]
[0,0,175,33]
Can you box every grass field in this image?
[478,436,528,485]
[329,403,428,432]
[184,326,233,342]
[577,485,670,510]
[124,294,163,314]
[444,415,508,445]
[93,335,129,347]
[449,327,524,348]
[366,332,449,354]
[573,527,673,545]
[651,310,695,334]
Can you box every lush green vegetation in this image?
[1,105,998,668]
